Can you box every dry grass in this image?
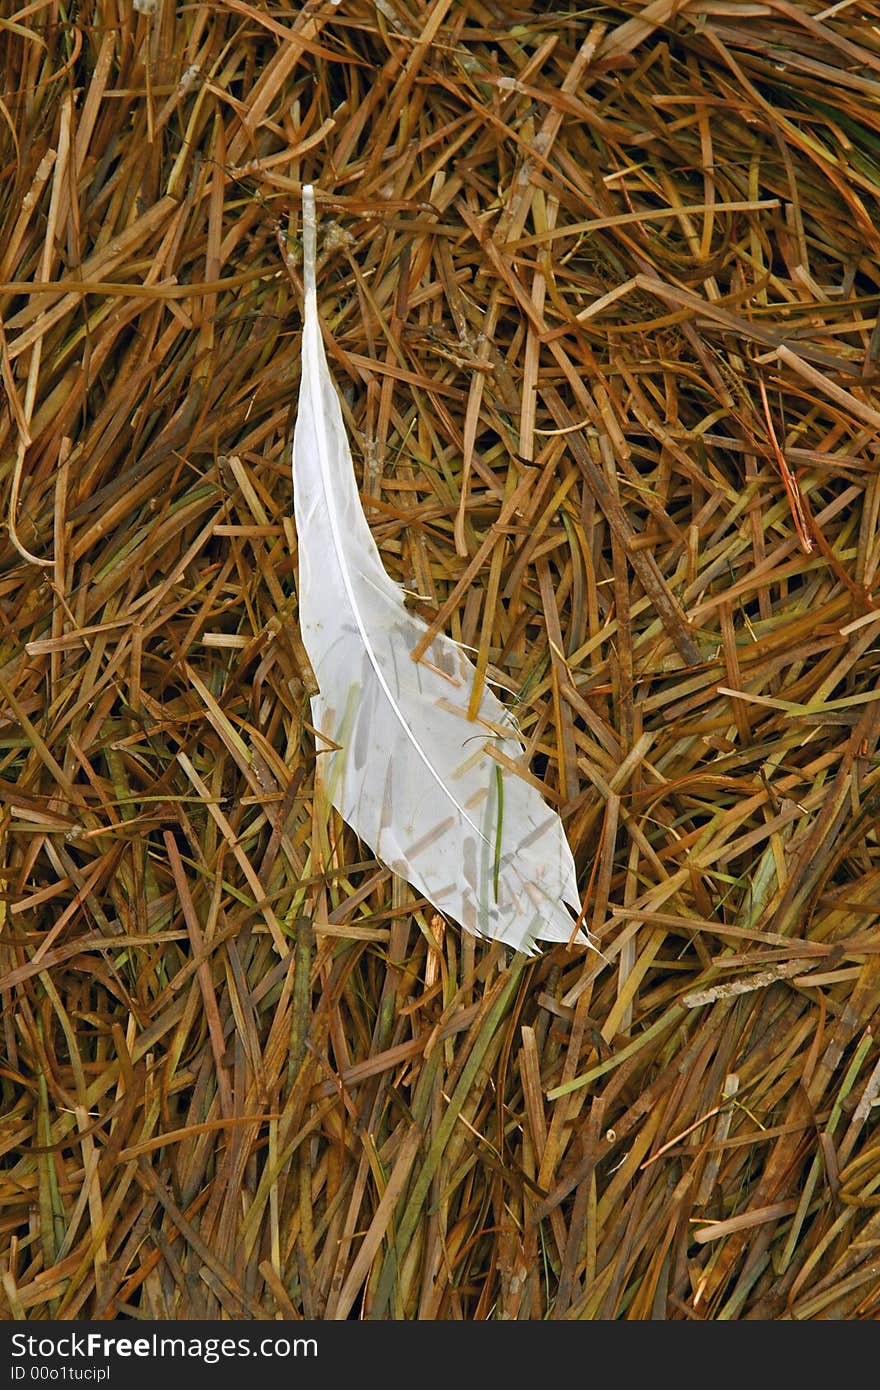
[2,0,880,1321]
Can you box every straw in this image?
[2,0,880,1320]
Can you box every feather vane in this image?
[292,186,585,952]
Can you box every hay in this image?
[2,0,880,1321]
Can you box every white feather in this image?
[292,186,586,953]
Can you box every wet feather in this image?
[292,185,586,953]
